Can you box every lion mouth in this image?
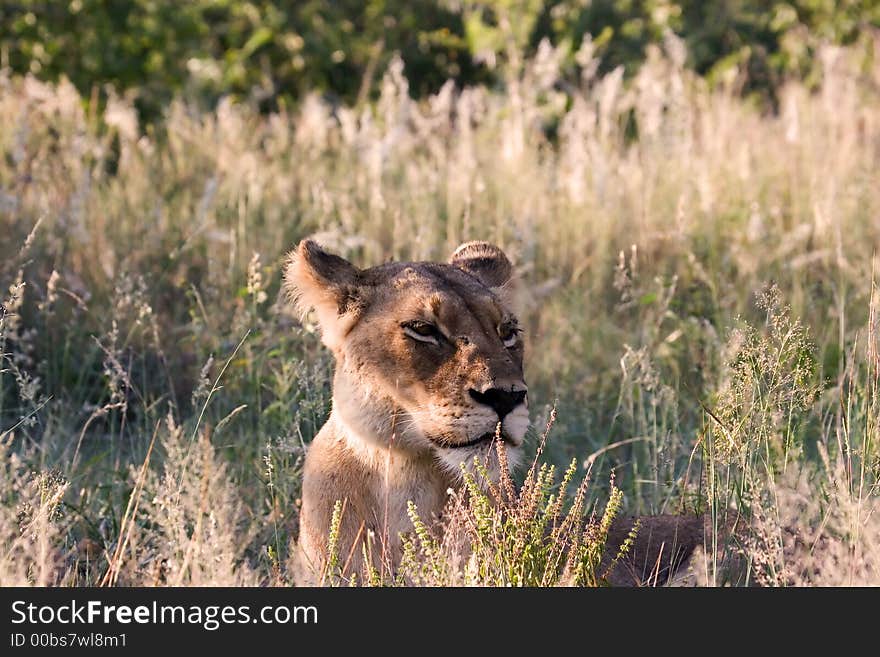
[433,431,513,449]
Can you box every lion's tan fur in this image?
[285,239,529,584]
[285,239,716,586]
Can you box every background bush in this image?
[2,1,878,121]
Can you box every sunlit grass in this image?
[1,37,879,585]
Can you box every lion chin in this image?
[284,238,529,584]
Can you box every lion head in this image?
[284,239,529,476]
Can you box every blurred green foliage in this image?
[541,1,878,80]
[0,0,481,117]
[1,0,878,120]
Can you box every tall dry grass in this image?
[1,33,879,585]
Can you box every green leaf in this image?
[240,26,274,60]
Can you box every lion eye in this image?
[500,325,521,348]
[402,321,441,345]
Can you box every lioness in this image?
[286,238,708,585]
[286,239,529,582]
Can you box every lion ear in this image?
[284,239,363,350]
[450,241,518,310]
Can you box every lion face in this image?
[285,240,529,476]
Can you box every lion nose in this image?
[469,387,527,419]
